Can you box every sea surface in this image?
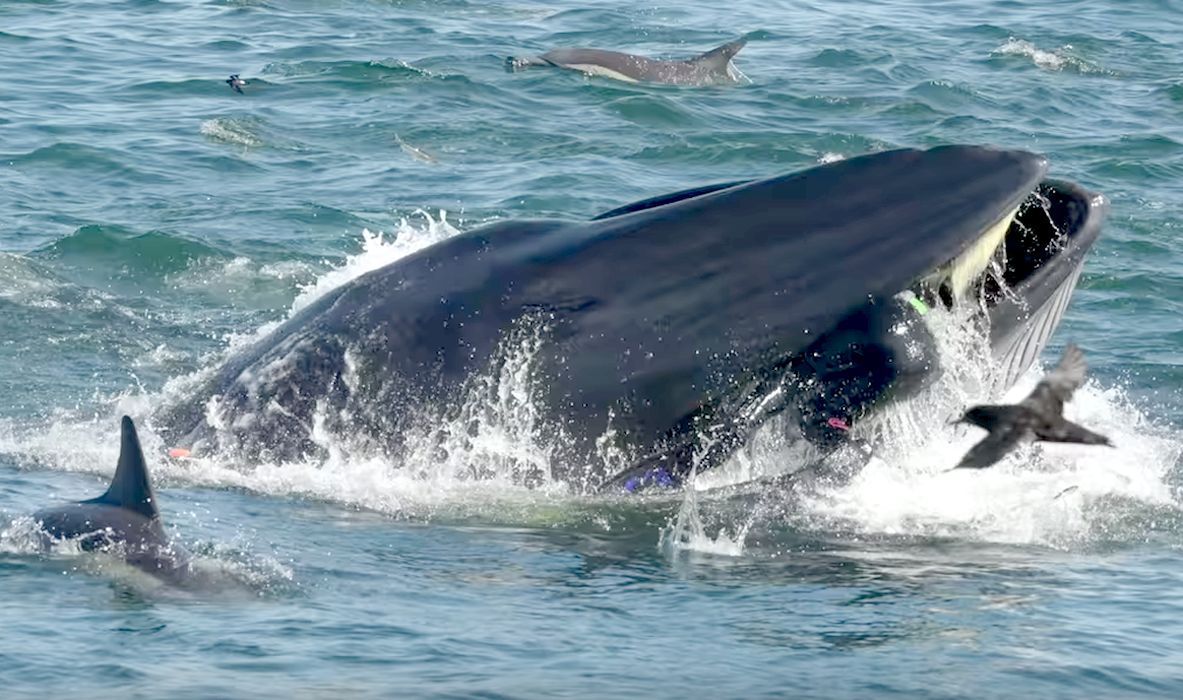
[2,0,1183,697]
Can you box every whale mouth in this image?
[898,177,1107,390]
[981,179,1108,387]
[912,179,1103,317]
[982,180,1106,303]
[775,176,1107,477]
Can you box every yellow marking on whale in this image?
[925,205,1019,300]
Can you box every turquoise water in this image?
[2,0,1183,696]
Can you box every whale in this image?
[33,416,190,581]
[506,38,748,86]
[154,145,1107,493]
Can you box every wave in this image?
[260,58,447,88]
[10,143,153,182]
[807,47,892,68]
[33,225,230,278]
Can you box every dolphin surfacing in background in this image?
[33,417,190,581]
[155,145,1106,493]
[507,38,748,86]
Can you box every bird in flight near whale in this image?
[952,344,1112,470]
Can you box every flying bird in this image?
[226,74,247,94]
[952,344,1111,470]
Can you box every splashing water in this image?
[663,299,1182,553]
[795,297,1180,546]
[661,483,750,557]
[398,317,569,488]
[806,376,1180,547]
[147,211,462,420]
[992,38,1106,74]
[661,433,754,557]
[288,211,459,317]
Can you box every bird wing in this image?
[1035,417,1112,446]
[952,423,1028,470]
[1021,343,1087,416]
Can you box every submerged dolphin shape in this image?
[155,145,1106,493]
[33,417,190,581]
[506,38,748,86]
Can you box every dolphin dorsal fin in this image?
[86,416,160,521]
[693,38,747,69]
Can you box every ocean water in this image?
[2,0,1183,697]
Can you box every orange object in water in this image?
[167,447,191,459]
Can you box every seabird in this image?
[952,344,1112,470]
[226,74,246,94]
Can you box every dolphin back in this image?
[507,37,750,85]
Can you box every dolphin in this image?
[506,38,748,86]
[154,145,1107,493]
[33,416,190,581]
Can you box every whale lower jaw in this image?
[993,259,1083,390]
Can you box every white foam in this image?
[802,376,1179,547]
[0,253,66,308]
[132,343,190,369]
[662,298,1181,550]
[992,38,1104,74]
[792,301,1180,547]
[288,212,458,316]
[0,305,574,522]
